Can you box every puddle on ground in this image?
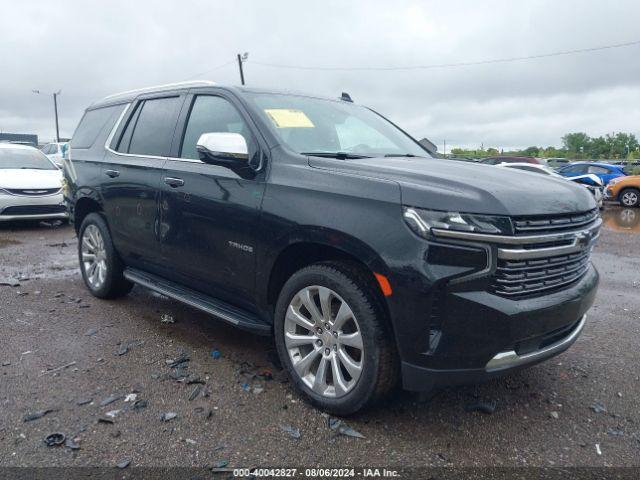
[0,238,22,248]
[601,207,640,234]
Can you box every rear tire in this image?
[619,188,640,207]
[78,213,133,299]
[274,262,398,415]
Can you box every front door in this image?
[160,92,266,310]
[101,94,184,275]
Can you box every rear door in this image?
[101,93,185,275]
[159,90,267,309]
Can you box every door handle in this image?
[164,177,185,188]
[104,169,120,178]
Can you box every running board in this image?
[123,268,271,335]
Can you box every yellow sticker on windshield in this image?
[264,109,315,128]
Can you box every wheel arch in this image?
[72,189,103,234]
[262,229,394,326]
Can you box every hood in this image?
[0,169,63,190]
[309,157,595,216]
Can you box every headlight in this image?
[403,207,513,238]
[608,177,623,186]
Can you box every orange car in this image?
[605,175,640,207]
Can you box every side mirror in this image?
[196,132,249,166]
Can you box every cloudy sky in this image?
[1,0,639,150]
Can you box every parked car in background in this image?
[0,143,67,222]
[546,158,570,168]
[479,156,542,165]
[40,142,69,168]
[557,162,625,186]
[605,175,640,207]
[497,162,604,209]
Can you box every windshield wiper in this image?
[383,153,422,158]
[302,152,371,160]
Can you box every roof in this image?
[91,81,355,109]
[570,161,623,169]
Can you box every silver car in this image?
[0,143,68,222]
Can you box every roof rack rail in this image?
[98,80,216,103]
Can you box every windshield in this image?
[0,147,57,170]
[247,93,431,158]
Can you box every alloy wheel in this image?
[284,286,364,398]
[621,190,638,207]
[81,225,107,289]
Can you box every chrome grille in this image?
[6,188,61,196]
[491,246,592,297]
[512,208,599,235]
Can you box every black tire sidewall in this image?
[274,265,384,415]
[78,213,127,298]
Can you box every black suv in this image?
[65,81,600,415]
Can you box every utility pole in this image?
[32,89,61,142]
[237,52,248,85]
[53,92,60,142]
[443,139,446,157]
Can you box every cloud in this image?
[0,0,638,148]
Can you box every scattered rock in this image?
[214,460,229,469]
[124,393,137,402]
[100,394,121,407]
[160,313,175,324]
[326,416,365,439]
[117,459,131,469]
[76,398,93,406]
[282,425,301,439]
[132,399,148,410]
[161,412,177,422]
[595,444,602,456]
[607,427,624,436]
[590,402,607,414]
[64,437,80,450]
[550,411,559,419]
[24,409,57,422]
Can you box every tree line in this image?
[450,132,639,160]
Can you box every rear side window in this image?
[119,96,180,157]
[71,105,123,149]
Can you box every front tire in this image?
[78,213,133,299]
[620,188,640,207]
[274,263,398,415]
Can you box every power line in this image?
[249,39,640,72]
[184,60,236,80]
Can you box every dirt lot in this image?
[1,207,639,472]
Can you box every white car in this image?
[40,142,69,168]
[496,162,604,209]
[0,143,68,222]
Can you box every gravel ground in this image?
[0,207,639,471]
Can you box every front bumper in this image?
[399,265,598,391]
[0,192,68,222]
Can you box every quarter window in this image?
[180,95,254,160]
[71,105,124,149]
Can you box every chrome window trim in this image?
[103,102,209,165]
[432,217,602,245]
